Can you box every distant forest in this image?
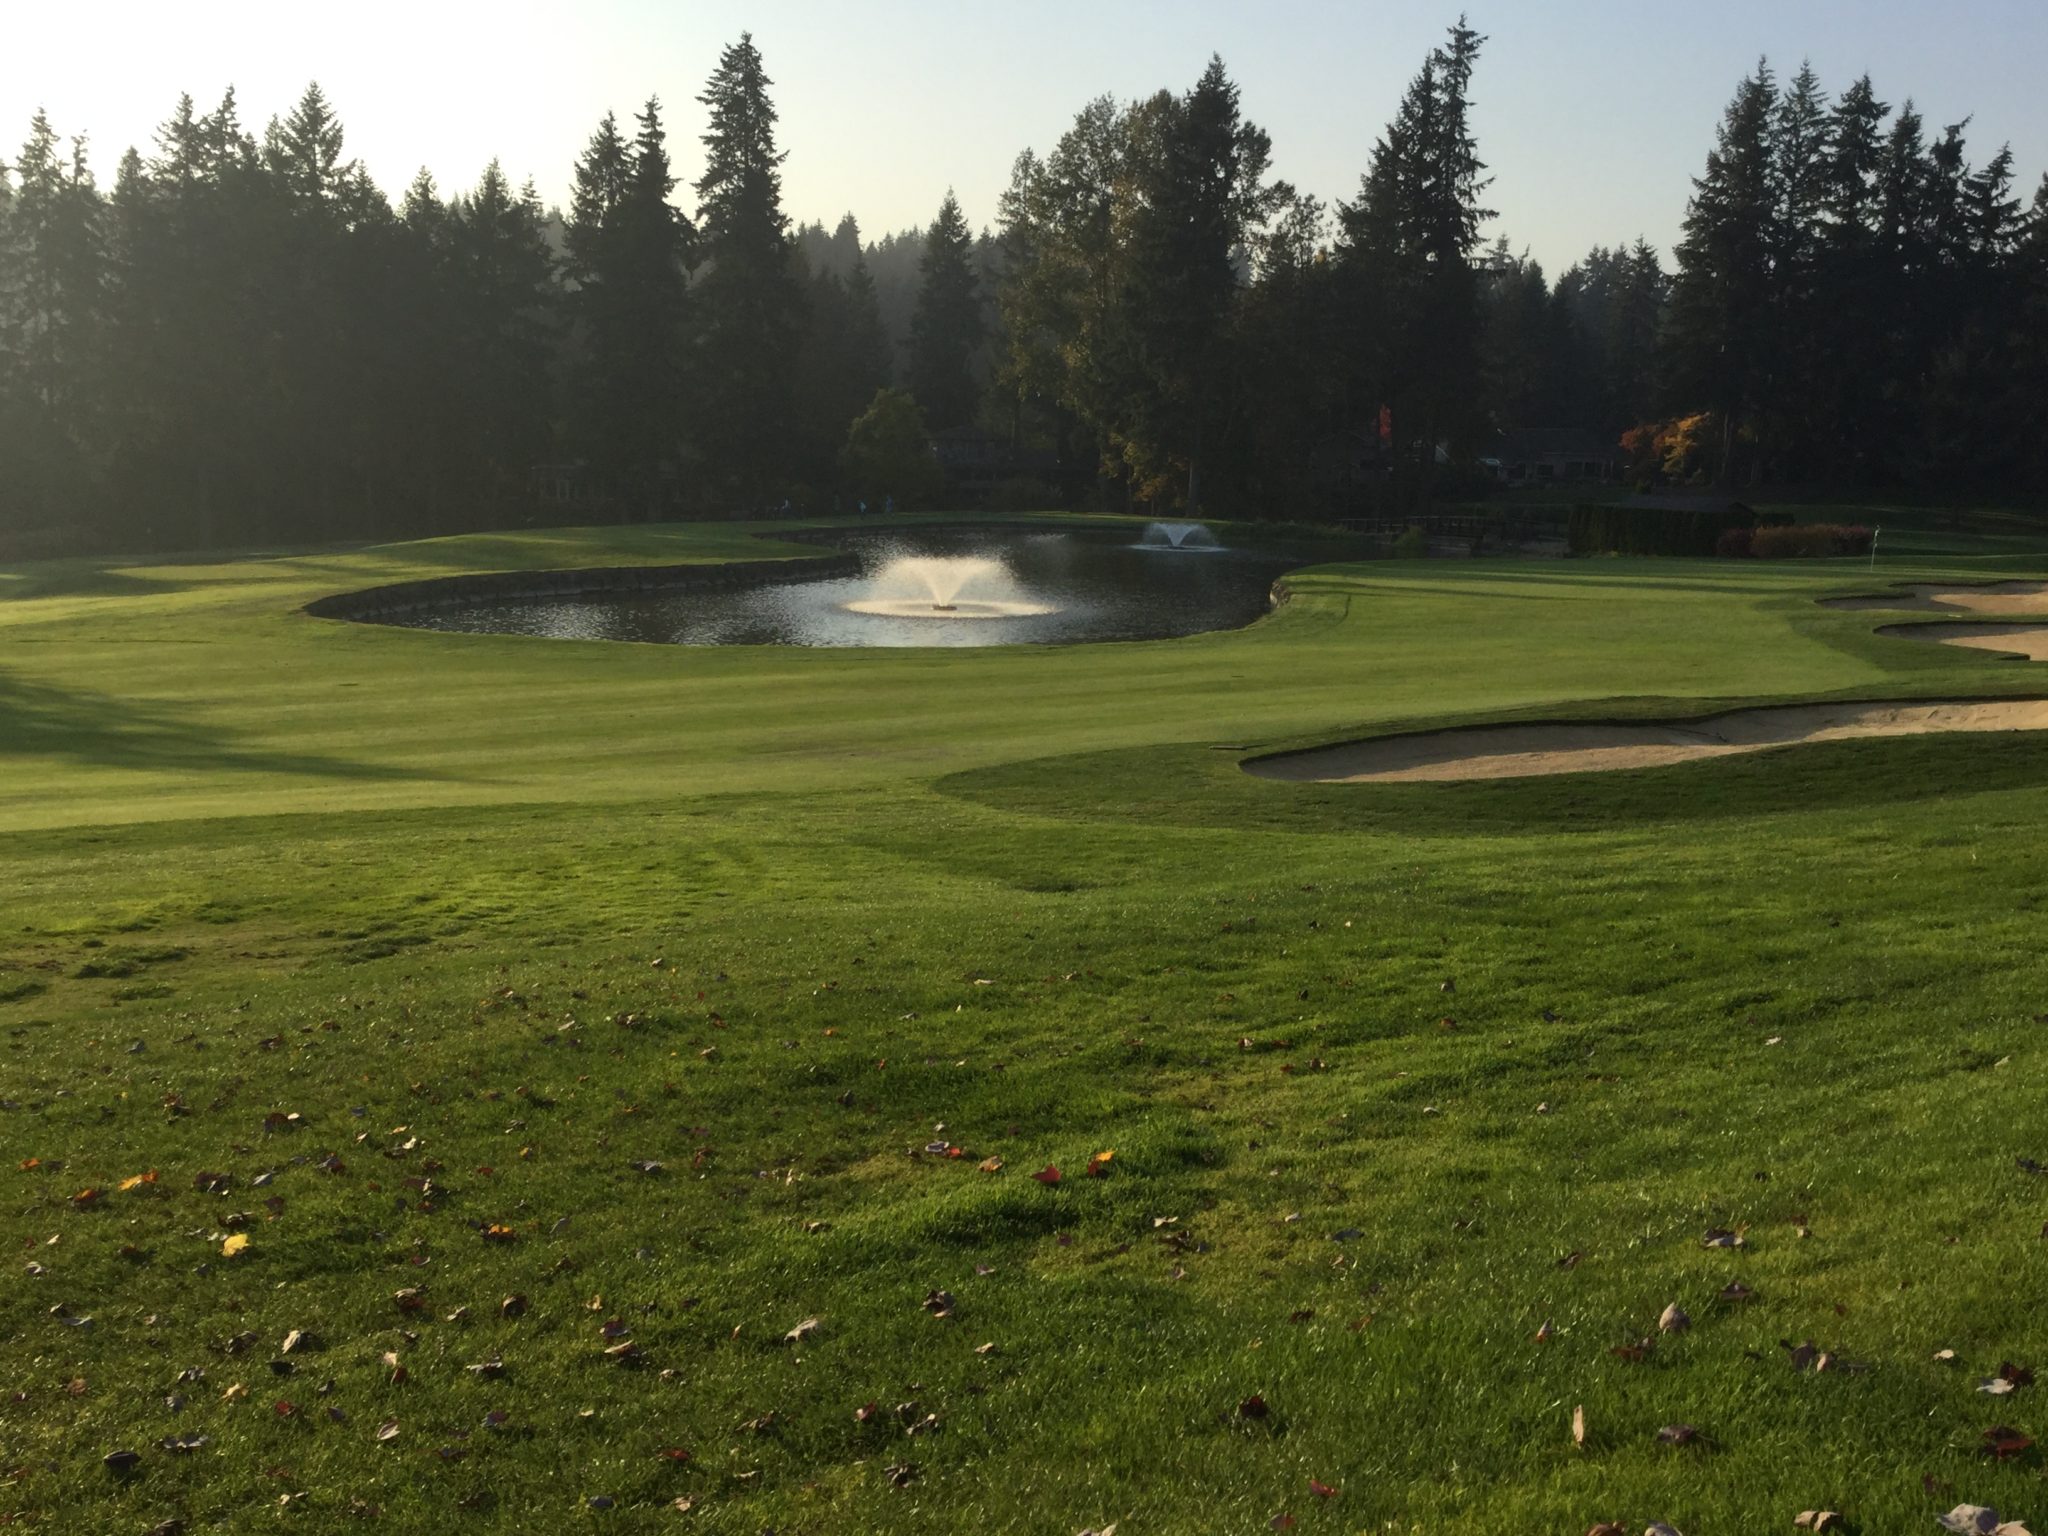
[2,22,2044,555]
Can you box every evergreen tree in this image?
[1667,62,1777,482]
[4,110,109,530]
[794,217,891,485]
[565,101,692,515]
[906,191,985,432]
[994,102,1137,499]
[1117,56,1289,509]
[1334,19,1494,506]
[693,32,803,503]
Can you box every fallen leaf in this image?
[1659,1302,1691,1334]
[1793,1513,1844,1532]
[978,1157,1003,1173]
[103,1448,141,1473]
[784,1317,820,1345]
[1939,1509,2004,1535]
[375,1419,399,1443]
[1657,1423,1701,1446]
[1702,1227,1745,1249]
[1307,1478,1338,1499]
[922,1290,955,1319]
[1031,1165,1061,1185]
[1238,1394,1269,1420]
[1984,1426,2035,1460]
[1085,1150,1114,1178]
[220,1233,249,1258]
[1572,1404,1586,1447]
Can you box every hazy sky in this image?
[6,1,2045,272]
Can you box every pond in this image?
[390,526,1304,648]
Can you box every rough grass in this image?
[5,514,2048,1533]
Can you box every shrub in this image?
[839,388,944,509]
[1392,525,1428,559]
[1569,501,1758,556]
[1750,523,1874,559]
[1715,526,1755,558]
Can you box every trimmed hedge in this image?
[1749,523,1875,558]
[1569,501,1762,556]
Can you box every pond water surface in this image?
[393,527,1302,648]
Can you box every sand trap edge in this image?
[1243,696,2048,785]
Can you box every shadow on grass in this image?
[0,670,446,783]
[0,562,187,601]
[939,722,2048,839]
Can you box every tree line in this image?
[1,22,2044,555]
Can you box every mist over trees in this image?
[1,19,2045,555]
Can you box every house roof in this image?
[1487,427,1623,463]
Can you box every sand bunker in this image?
[1248,699,2048,784]
[1881,623,2048,661]
[1822,581,2048,614]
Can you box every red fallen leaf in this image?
[855,1401,880,1424]
[480,1224,515,1243]
[1308,1478,1338,1499]
[1031,1166,1061,1185]
[1238,1395,1269,1419]
[273,1400,297,1418]
[658,1447,691,1462]
[71,1188,103,1207]
[1984,1424,2034,1459]
[1085,1151,1114,1178]
[1999,1361,2036,1388]
[1610,1338,1653,1363]
[1270,1517,1297,1531]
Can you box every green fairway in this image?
[8,515,2048,1534]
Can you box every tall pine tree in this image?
[693,33,802,503]
[906,191,985,432]
[565,101,692,516]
